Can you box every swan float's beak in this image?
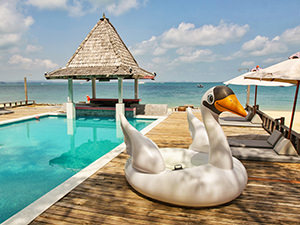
[215,94,247,117]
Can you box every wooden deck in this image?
[0,104,62,122]
[24,112,300,224]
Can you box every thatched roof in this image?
[45,16,155,80]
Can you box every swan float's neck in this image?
[201,106,233,169]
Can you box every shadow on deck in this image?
[31,112,300,225]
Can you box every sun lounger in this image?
[219,109,262,127]
[228,130,283,149]
[231,132,299,162]
[0,108,13,115]
[231,147,300,163]
[228,139,272,148]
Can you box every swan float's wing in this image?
[119,114,165,173]
[186,108,210,153]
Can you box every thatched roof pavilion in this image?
[45,14,155,119]
[45,15,155,80]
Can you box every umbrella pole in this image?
[288,81,300,139]
[246,85,250,106]
[254,85,258,114]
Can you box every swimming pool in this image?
[0,116,154,223]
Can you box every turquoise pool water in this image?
[0,116,154,223]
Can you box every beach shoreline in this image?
[263,110,300,133]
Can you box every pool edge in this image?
[0,112,65,126]
[1,114,168,225]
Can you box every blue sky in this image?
[0,0,300,82]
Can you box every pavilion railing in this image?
[246,104,300,154]
[0,100,35,109]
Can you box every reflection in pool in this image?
[0,116,154,223]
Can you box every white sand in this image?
[263,110,300,133]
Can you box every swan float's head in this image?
[201,86,247,117]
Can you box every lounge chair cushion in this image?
[228,139,272,148]
[231,147,300,162]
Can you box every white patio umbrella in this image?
[245,53,300,138]
[224,70,292,112]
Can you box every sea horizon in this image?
[0,81,298,111]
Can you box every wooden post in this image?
[24,77,28,104]
[134,78,139,99]
[246,85,250,106]
[288,81,300,139]
[118,77,123,104]
[92,77,96,99]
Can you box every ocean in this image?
[0,82,298,111]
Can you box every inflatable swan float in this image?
[186,107,209,152]
[120,86,248,207]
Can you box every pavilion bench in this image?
[90,98,140,107]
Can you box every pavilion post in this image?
[288,81,300,139]
[67,78,76,119]
[134,78,139,99]
[92,77,96,99]
[116,77,124,121]
[118,77,123,103]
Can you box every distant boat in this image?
[197,84,204,88]
[139,81,145,84]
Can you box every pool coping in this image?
[1,113,168,225]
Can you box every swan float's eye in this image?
[207,94,214,104]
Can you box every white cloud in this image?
[0,34,21,48]
[26,0,85,17]
[0,1,33,33]
[9,54,31,64]
[242,35,268,51]
[153,47,167,56]
[26,44,42,52]
[131,21,249,64]
[9,55,58,70]
[68,0,85,17]
[161,21,249,48]
[130,36,158,56]
[241,61,255,67]
[26,0,68,10]
[239,25,300,58]
[241,35,287,56]
[106,0,138,16]
[281,25,300,44]
[174,48,214,63]
[263,57,284,64]
[26,0,142,17]
[152,57,169,64]
[0,1,34,48]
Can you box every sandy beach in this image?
[263,110,300,133]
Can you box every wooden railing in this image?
[0,100,35,109]
[246,104,300,154]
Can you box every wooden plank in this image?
[30,112,300,224]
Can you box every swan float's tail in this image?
[186,108,209,153]
[119,114,165,173]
